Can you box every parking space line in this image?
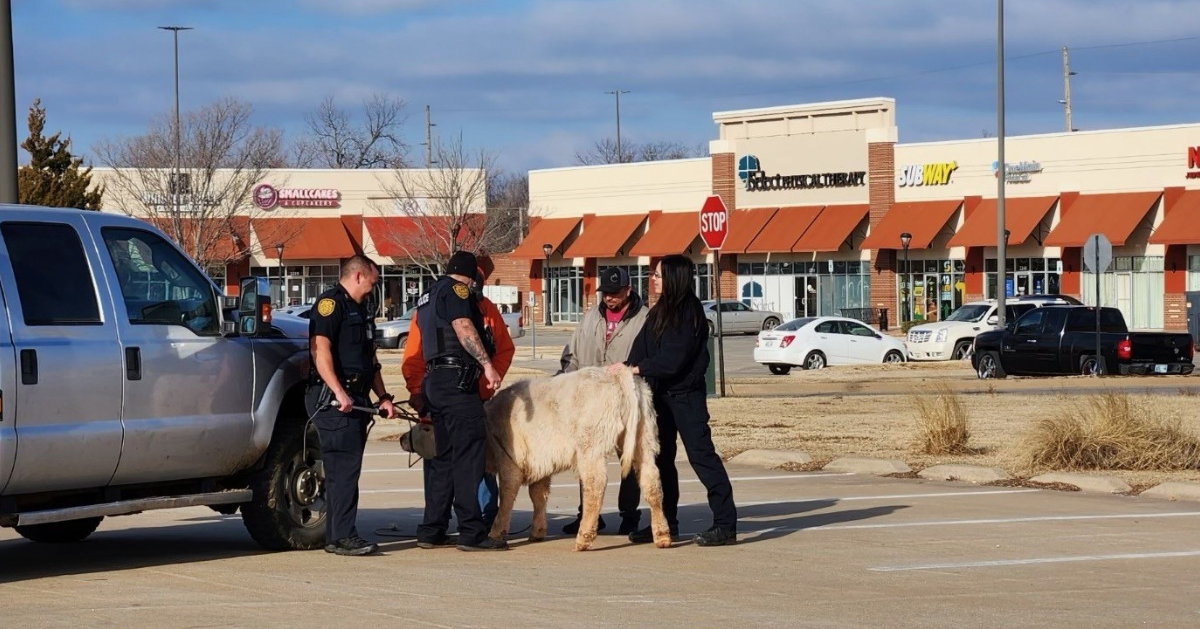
[869,550,1200,572]
[361,473,852,494]
[739,510,1200,534]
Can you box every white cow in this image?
[484,366,672,551]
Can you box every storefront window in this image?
[205,265,227,292]
[695,263,713,300]
[984,257,1062,300]
[898,259,966,324]
[598,264,651,302]
[377,265,439,319]
[737,260,868,320]
[1190,255,1200,292]
[1081,256,1164,330]
[546,265,583,323]
[251,264,340,309]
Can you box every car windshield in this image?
[945,304,991,323]
[775,317,816,332]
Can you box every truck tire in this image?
[241,419,327,551]
[15,517,103,543]
[975,351,1006,379]
[1080,355,1103,376]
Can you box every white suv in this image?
[906,295,1082,361]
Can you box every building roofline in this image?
[529,157,709,176]
[712,97,896,123]
[899,121,1200,148]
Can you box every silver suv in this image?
[0,206,323,549]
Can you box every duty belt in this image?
[426,355,471,371]
[341,372,373,396]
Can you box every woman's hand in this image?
[605,363,627,375]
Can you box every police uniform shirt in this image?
[416,277,481,360]
[309,284,375,378]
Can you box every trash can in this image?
[706,335,717,397]
[878,307,889,332]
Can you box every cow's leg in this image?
[574,457,608,551]
[527,477,551,542]
[637,451,673,549]
[489,462,524,541]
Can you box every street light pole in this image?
[542,243,553,327]
[900,232,912,324]
[275,243,284,307]
[159,26,192,221]
[995,0,1008,327]
[605,90,630,163]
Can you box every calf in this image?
[483,366,672,550]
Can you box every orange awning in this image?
[150,216,250,261]
[364,215,486,258]
[719,208,778,254]
[629,211,700,256]
[860,200,962,250]
[793,204,869,252]
[1044,191,1161,247]
[744,206,824,253]
[253,217,358,260]
[1150,190,1200,245]
[563,214,646,258]
[510,217,581,258]
[947,196,1057,248]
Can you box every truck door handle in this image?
[20,349,37,385]
[125,347,142,381]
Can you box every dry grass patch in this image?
[1013,392,1200,472]
[910,381,972,455]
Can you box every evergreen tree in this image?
[17,99,104,209]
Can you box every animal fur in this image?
[483,366,672,550]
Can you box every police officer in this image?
[414,251,507,552]
[307,255,397,556]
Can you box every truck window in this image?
[1065,308,1128,333]
[1014,310,1046,335]
[1,222,102,326]
[101,227,220,336]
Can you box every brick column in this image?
[867,138,896,323]
[711,147,739,302]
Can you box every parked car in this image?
[0,206,319,549]
[972,305,1195,378]
[374,310,524,350]
[907,295,1082,361]
[703,300,783,336]
[753,316,908,375]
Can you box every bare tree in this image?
[94,97,297,270]
[292,93,409,169]
[376,135,516,275]
[574,137,705,165]
[486,169,529,252]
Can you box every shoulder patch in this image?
[453,284,470,299]
[316,298,337,317]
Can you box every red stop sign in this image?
[699,195,729,250]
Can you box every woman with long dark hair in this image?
[607,254,737,546]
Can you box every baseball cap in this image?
[597,267,631,294]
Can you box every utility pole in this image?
[159,26,192,219]
[1059,46,1077,132]
[424,105,436,167]
[1,0,19,204]
[605,90,629,163]
[996,0,1007,327]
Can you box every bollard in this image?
[706,334,717,397]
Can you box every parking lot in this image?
[4,446,1200,628]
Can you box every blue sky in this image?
[12,0,1200,173]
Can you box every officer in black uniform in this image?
[414,251,507,552]
[306,255,396,556]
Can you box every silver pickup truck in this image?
[0,205,325,550]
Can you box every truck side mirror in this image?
[238,276,273,337]
[986,315,999,326]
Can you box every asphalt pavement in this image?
[5,446,1200,628]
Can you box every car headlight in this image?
[381,327,401,338]
[935,329,947,343]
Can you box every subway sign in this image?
[897,161,958,187]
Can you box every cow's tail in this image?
[618,368,656,478]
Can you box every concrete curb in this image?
[823,457,912,475]
[1140,482,1200,502]
[918,464,1010,484]
[1030,473,1132,494]
[729,449,812,468]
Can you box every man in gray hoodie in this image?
[558,266,649,535]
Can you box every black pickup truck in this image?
[972,306,1195,378]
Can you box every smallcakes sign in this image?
[253,184,341,209]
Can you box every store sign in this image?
[141,192,218,207]
[253,183,341,209]
[737,155,866,192]
[897,162,958,187]
[992,160,1043,183]
[1186,146,1200,179]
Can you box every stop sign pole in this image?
[700,196,729,397]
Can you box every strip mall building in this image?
[514,97,1200,332]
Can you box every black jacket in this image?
[627,299,709,395]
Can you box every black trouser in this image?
[574,475,641,524]
[655,389,737,532]
[307,389,372,545]
[417,368,489,546]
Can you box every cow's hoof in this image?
[573,541,593,551]
[654,534,672,549]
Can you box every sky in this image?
[11,0,1200,174]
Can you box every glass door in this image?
[794,275,818,317]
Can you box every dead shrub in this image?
[1013,392,1200,472]
[911,381,971,455]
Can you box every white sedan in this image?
[753,316,908,375]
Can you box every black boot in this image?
[694,525,737,547]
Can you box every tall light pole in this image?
[275,243,284,307]
[605,90,629,163]
[542,243,553,326]
[900,232,912,323]
[1059,46,1077,132]
[159,26,192,220]
[995,0,1008,327]
[1,0,18,203]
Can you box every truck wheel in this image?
[1080,356,1103,376]
[952,341,972,360]
[976,352,1006,379]
[15,517,103,543]
[768,364,791,375]
[241,419,327,550]
[209,504,240,515]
